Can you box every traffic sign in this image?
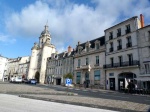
[65,78,72,86]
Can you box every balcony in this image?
[109,47,113,52]
[109,35,113,40]
[103,60,139,69]
[126,43,132,48]
[117,45,122,50]
[125,29,131,34]
[76,64,91,71]
[117,32,121,37]
[94,63,99,66]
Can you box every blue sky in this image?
[0,0,150,58]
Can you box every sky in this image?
[0,0,150,58]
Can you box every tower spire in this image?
[45,20,48,31]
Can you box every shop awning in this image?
[134,77,150,81]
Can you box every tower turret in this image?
[39,24,51,48]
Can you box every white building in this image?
[28,24,56,83]
[74,36,105,89]
[0,55,8,81]
[104,15,143,90]
[46,46,74,85]
[137,25,150,89]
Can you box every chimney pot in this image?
[68,46,72,52]
[140,14,144,28]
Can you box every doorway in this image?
[56,78,61,85]
[109,78,115,90]
[35,71,40,83]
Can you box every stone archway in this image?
[118,72,136,90]
[35,71,40,83]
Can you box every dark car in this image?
[27,79,37,85]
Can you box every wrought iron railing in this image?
[103,60,139,68]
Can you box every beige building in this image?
[18,59,30,79]
[74,36,105,89]
[28,24,56,83]
[7,56,30,80]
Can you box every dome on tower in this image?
[41,24,50,35]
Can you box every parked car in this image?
[15,77,22,83]
[26,79,37,85]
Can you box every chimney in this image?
[68,46,72,52]
[140,14,144,28]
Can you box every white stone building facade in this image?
[0,55,8,81]
[104,16,143,90]
[28,24,56,83]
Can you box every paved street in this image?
[38,84,150,105]
[0,94,116,112]
[0,82,150,112]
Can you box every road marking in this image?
[69,88,73,89]
[75,89,80,90]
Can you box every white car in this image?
[15,77,22,83]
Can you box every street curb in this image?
[19,95,139,112]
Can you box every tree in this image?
[63,73,73,80]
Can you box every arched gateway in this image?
[35,71,40,83]
[118,72,136,90]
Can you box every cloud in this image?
[0,33,16,44]
[5,0,150,53]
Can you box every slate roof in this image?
[75,36,105,52]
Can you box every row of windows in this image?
[109,54,133,65]
[109,24,131,40]
[109,36,132,52]
[47,67,73,75]
[78,56,99,67]
[48,59,73,66]
[76,70,100,84]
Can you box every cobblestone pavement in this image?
[0,82,150,112]
[20,94,150,112]
[0,82,66,94]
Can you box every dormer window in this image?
[86,46,89,52]
[78,46,83,54]
[85,41,91,52]
[96,43,99,50]
[78,48,81,54]
[95,40,100,50]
